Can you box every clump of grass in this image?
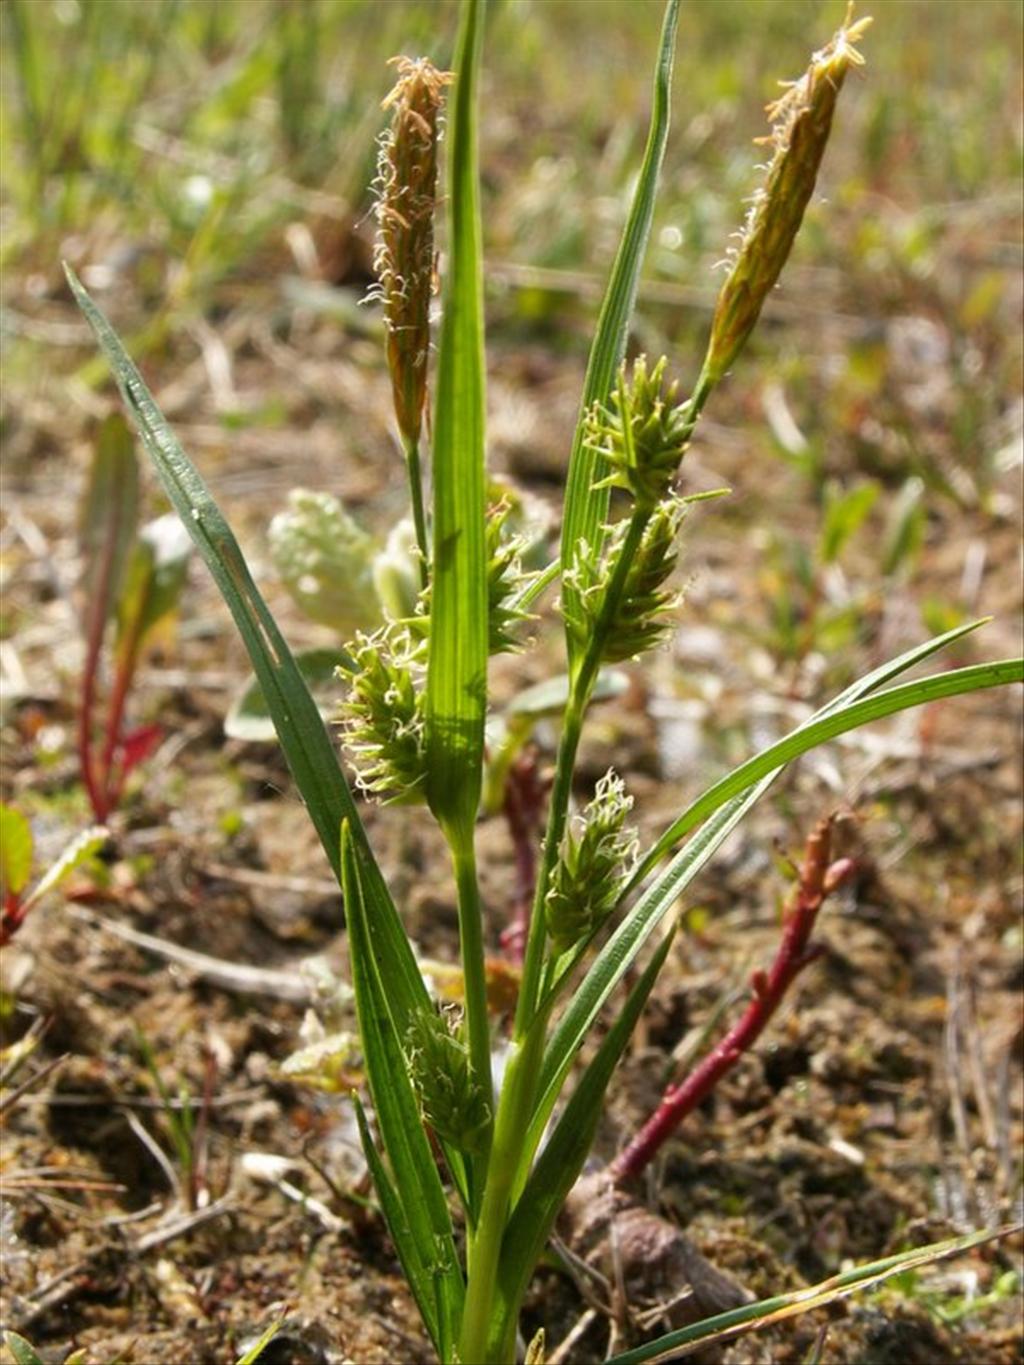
[65,2,1022,1362]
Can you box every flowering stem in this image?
[498,751,543,964]
[403,433,431,589]
[451,834,494,1175]
[610,815,855,1184]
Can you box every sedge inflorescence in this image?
[704,3,872,384]
[545,770,638,956]
[369,57,453,451]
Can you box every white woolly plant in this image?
[67,4,1022,1363]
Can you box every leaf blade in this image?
[602,1225,1020,1365]
[342,827,464,1359]
[494,928,676,1350]
[559,0,680,667]
[425,0,488,839]
[536,653,1021,1140]
[65,266,433,1042]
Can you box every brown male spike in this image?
[704,3,871,385]
[372,57,453,453]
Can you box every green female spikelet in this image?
[546,770,637,956]
[589,356,692,510]
[704,4,871,384]
[337,628,428,803]
[405,1005,491,1154]
[563,495,698,664]
[486,499,536,654]
[371,57,452,451]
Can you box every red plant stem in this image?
[78,558,115,824]
[610,816,855,1185]
[0,891,25,947]
[98,633,141,812]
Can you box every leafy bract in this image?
[559,0,680,668]
[424,0,487,842]
[533,641,1020,1152]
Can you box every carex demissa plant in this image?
[66,3,1022,1361]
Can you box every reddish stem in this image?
[0,891,26,947]
[98,637,141,812]
[78,566,113,824]
[610,815,855,1185]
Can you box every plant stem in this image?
[98,634,140,812]
[452,835,494,1169]
[466,376,721,1354]
[515,505,649,1035]
[459,1017,548,1364]
[404,433,430,589]
[610,816,854,1183]
[78,548,115,824]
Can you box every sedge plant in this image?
[64,2,1022,1361]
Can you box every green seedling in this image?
[135,1028,216,1212]
[0,804,107,947]
[66,3,1023,1361]
[77,414,191,823]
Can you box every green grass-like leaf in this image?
[559,0,680,669]
[643,656,1020,874]
[534,641,1020,1145]
[602,1224,1020,1364]
[64,265,434,1045]
[489,927,676,1363]
[342,825,465,1360]
[425,0,488,842]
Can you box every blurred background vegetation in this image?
[2,0,1022,677]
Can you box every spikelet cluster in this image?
[486,499,536,654]
[405,1005,491,1154]
[705,4,871,383]
[337,627,427,804]
[370,57,452,449]
[589,357,692,509]
[545,771,637,956]
[401,499,535,656]
[563,496,688,664]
